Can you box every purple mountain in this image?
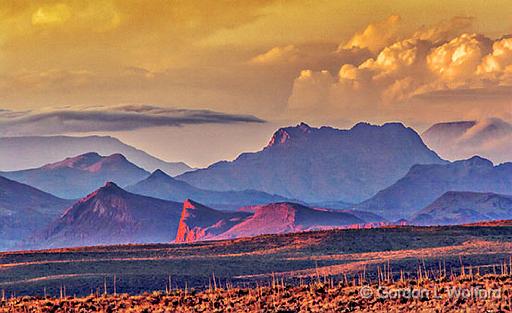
[358,156,512,220]
[27,182,182,249]
[177,122,445,203]
[127,169,290,210]
[0,135,192,175]
[1,152,150,199]
[0,175,72,250]
[411,191,512,226]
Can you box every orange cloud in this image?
[288,17,512,124]
[340,15,401,53]
[250,45,299,64]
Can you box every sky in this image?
[1,0,512,167]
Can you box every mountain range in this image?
[27,182,183,249]
[0,135,192,175]
[126,169,291,210]
[357,156,512,220]
[0,176,72,250]
[175,200,387,243]
[177,122,445,203]
[2,120,512,250]
[411,191,512,226]
[1,152,150,199]
[422,118,512,164]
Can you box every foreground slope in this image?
[0,135,191,175]
[1,152,150,199]
[411,191,512,225]
[175,200,386,242]
[178,122,445,203]
[3,224,512,296]
[3,274,511,312]
[127,169,290,209]
[0,176,72,250]
[28,182,182,249]
[358,156,512,220]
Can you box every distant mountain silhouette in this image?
[175,200,387,243]
[358,156,512,220]
[422,118,512,164]
[177,122,445,203]
[411,191,512,226]
[27,182,182,249]
[127,169,291,210]
[0,135,191,175]
[0,175,72,250]
[1,153,150,199]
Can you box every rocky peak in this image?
[86,182,125,200]
[266,122,313,148]
[183,198,200,210]
[149,169,171,180]
[43,152,102,170]
[457,156,494,168]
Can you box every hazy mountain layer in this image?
[411,191,512,225]
[358,156,512,220]
[0,135,191,175]
[1,153,150,199]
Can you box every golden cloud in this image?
[288,16,512,123]
[340,15,401,53]
[32,3,71,25]
[250,45,299,64]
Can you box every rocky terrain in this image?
[175,200,386,243]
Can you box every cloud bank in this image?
[287,16,512,124]
[422,117,512,164]
[0,105,265,136]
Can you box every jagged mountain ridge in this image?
[177,122,445,203]
[175,199,251,242]
[175,200,387,243]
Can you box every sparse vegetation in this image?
[1,225,512,311]
[2,267,512,312]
